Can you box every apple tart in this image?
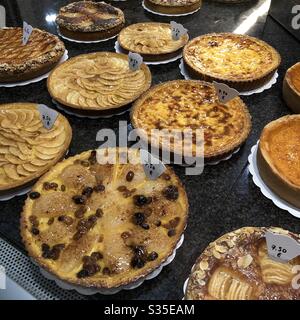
[185,227,300,300]
[118,23,189,62]
[144,0,202,14]
[56,1,125,41]
[0,103,72,194]
[0,27,65,83]
[283,62,300,114]
[21,148,188,289]
[183,33,281,91]
[131,80,251,162]
[47,52,152,116]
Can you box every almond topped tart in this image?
[185,227,300,300]
[56,1,125,41]
[183,33,281,91]
[21,148,188,289]
[118,22,189,62]
[283,63,300,114]
[0,103,72,196]
[47,52,151,117]
[131,80,251,163]
[0,27,65,83]
[257,115,300,209]
[143,0,202,14]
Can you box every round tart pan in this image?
[283,62,300,114]
[143,0,202,15]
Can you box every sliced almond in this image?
[200,260,209,271]
[237,254,253,269]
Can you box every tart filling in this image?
[0,27,65,82]
[183,33,281,91]
[21,148,188,289]
[0,103,72,192]
[185,227,300,300]
[144,0,202,14]
[283,62,300,113]
[131,80,251,160]
[47,52,152,112]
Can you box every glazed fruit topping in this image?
[72,195,87,205]
[162,185,179,201]
[82,186,93,198]
[126,171,134,182]
[75,206,87,219]
[94,184,105,192]
[133,195,152,207]
[43,182,58,191]
[31,227,40,236]
[132,212,146,226]
[130,245,159,269]
[29,215,39,228]
[29,191,40,199]
[58,215,74,226]
[42,243,65,260]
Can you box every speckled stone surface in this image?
[0,0,300,300]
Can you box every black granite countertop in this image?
[0,0,300,300]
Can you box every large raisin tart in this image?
[144,0,202,14]
[283,62,300,114]
[118,22,189,62]
[56,1,125,41]
[257,115,300,209]
[21,148,188,289]
[47,52,152,116]
[0,27,65,83]
[131,80,251,162]
[0,103,72,194]
[183,33,281,91]
[185,227,300,300]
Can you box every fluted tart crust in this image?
[183,33,281,91]
[131,80,251,161]
[0,28,65,83]
[21,148,188,289]
[185,227,300,300]
[144,0,202,14]
[0,103,72,193]
[47,52,152,114]
[118,23,189,62]
[283,62,300,114]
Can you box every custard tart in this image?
[0,103,72,194]
[47,52,152,116]
[21,148,188,289]
[0,27,65,83]
[131,80,251,162]
[144,0,202,14]
[257,115,300,209]
[56,1,125,41]
[183,33,281,91]
[283,63,300,114]
[185,227,300,300]
[118,22,189,62]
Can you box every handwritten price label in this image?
[38,104,58,130]
[23,21,33,45]
[0,5,6,28]
[140,149,166,180]
[213,81,239,104]
[170,21,187,41]
[128,52,143,71]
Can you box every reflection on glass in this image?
[45,13,56,23]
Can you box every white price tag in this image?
[0,265,6,290]
[38,104,58,130]
[0,5,6,28]
[265,230,300,263]
[213,81,239,104]
[23,21,33,45]
[128,52,143,71]
[170,21,187,41]
[140,149,166,180]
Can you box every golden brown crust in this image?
[144,0,202,14]
[21,148,188,289]
[0,103,72,193]
[183,33,281,91]
[0,27,65,83]
[283,63,300,114]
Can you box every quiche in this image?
[118,22,189,62]
[21,148,188,289]
[47,52,152,116]
[257,115,300,209]
[0,27,65,83]
[56,1,125,41]
[0,103,72,194]
[185,227,300,300]
[131,80,251,162]
[183,33,281,91]
[283,63,300,114]
[144,0,202,14]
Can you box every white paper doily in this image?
[57,27,118,44]
[142,0,201,16]
[115,41,183,65]
[179,59,279,96]
[37,234,184,295]
[0,50,69,88]
[248,141,300,219]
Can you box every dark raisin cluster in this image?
[133,195,152,207]
[130,245,158,269]
[76,251,103,278]
[162,185,179,201]
[42,243,65,260]
[73,214,100,241]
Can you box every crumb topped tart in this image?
[257,115,300,209]
[118,23,189,62]
[21,148,188,289]
[183,33,281,91]
[131,80,251,161]
[283,62,300,113]
[56,1,125,41]
[0,27,65,83]
[0,103,72,194]
[144,0,202,14]
[185,227,300,300]
[47,52,152,116]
